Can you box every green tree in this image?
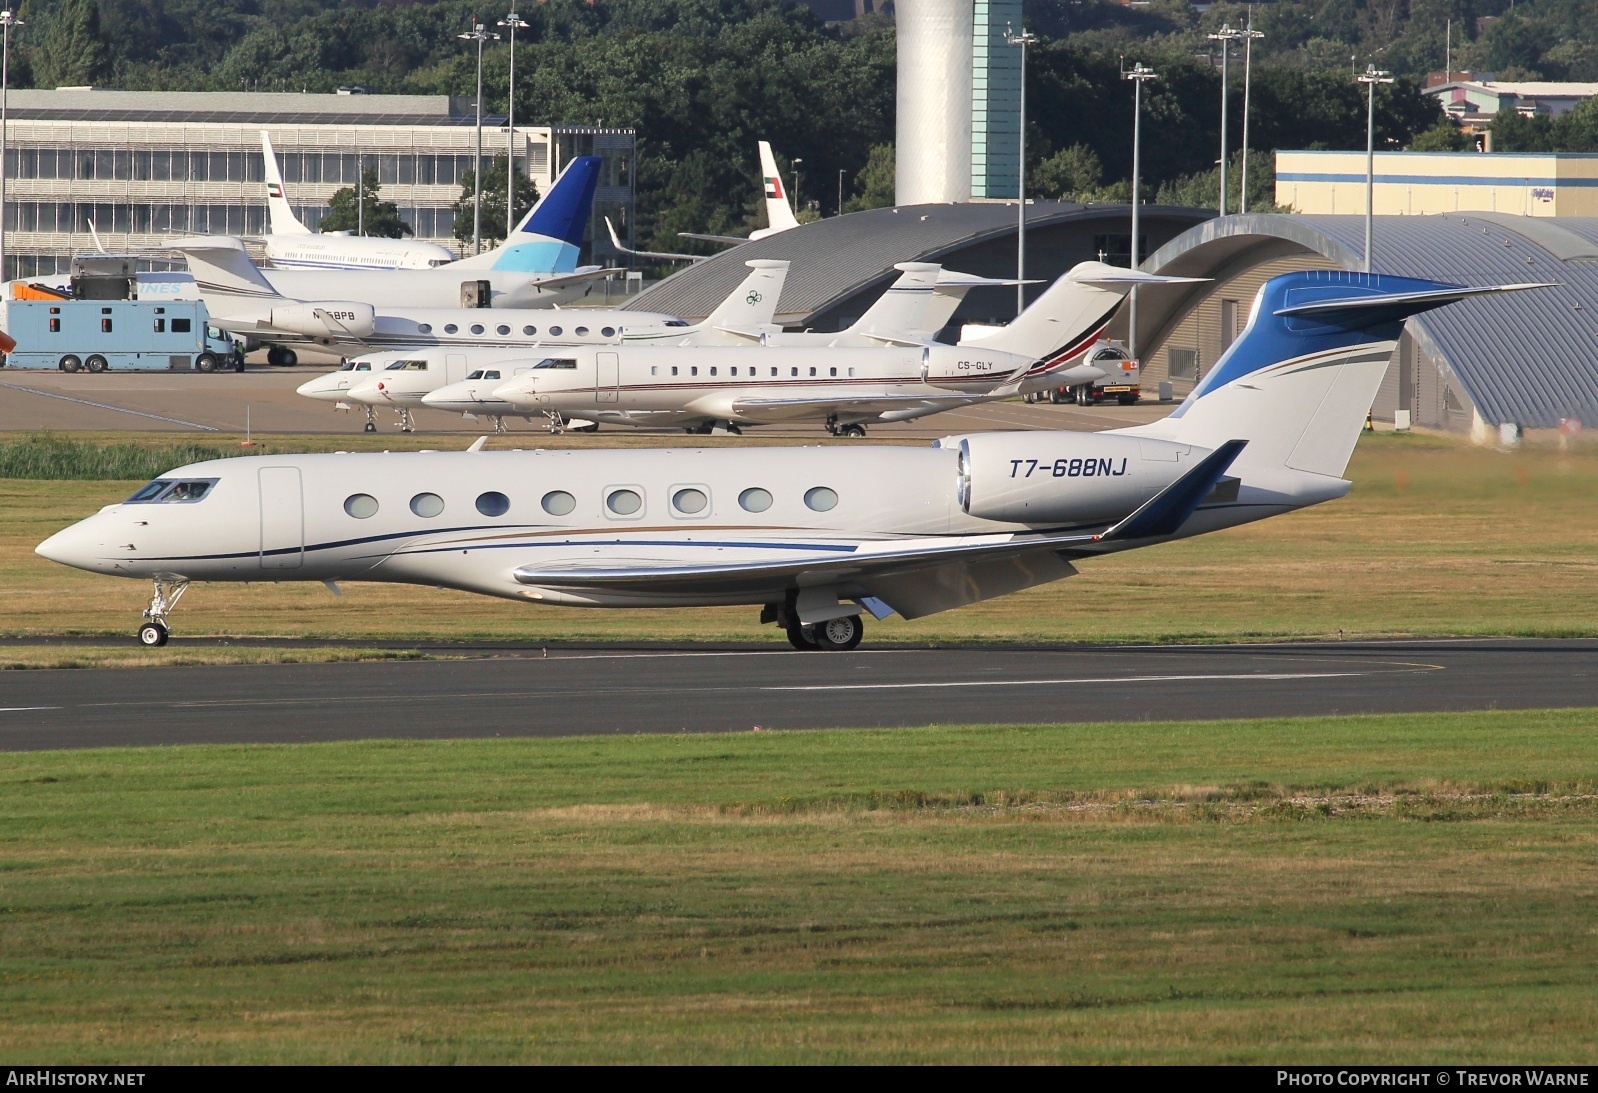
[318,168,412,238]
[452,155,540,248]
[1030,144,1105,201]
[1410,122,1474,152]
[32,0,111,89]
[842,143,894,213]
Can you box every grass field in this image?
[4,430,1598,650]
[1,709,1594,1063]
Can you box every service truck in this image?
[1,297,240,372]
[1024,340,1141,406]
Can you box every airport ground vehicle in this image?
[1023,341,1141,406]
[0,297,240,372]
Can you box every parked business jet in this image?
[611,141,802,263]
[418,261,1018,432]
[485,262,1190,435]
[171,156,614,362]
[36,272,1545,649]
[300,260,793,433]
[259,132,457,272]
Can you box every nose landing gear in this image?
[138,578,189,647]
[393,407,416,433]
[362,405,378,433]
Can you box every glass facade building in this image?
[0,88,634,281]
[970,0,1022,200]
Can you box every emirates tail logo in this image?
[764,175,784,200]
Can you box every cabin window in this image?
[829,367,836,377]
[172,318,191,333]
[549,326,563,337]
[153,318,166,333]
[343,493,379,519]
[848,368,855,377]
[650,366,657,376]
[48,318,60,332]
[790,367,798,377]
[770,367,777,377]
[469,324,485,335]
[444,324,458,334]
[809,367,817,377]
[605,488,643,516]
[100,319,113,333]
[738,487,773,513]
[541,490,576,516]
[575,326,589,336]
[418,323,433,334]
[410,492,444,518]
[671,366,679,376]
[690,366,698,376]
[475,491,510,517]
[496,325,510,336]
[804,486,838,512]
[523,325,536,336]
[672,487,708,515]
[709,367,717,377]
[601,327,615,337]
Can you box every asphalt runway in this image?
[2,638,1595,751]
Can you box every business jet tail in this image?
[455,155,603,274]
[757,140,800,235]
[848,264,1024,345]
[261,132,311,236]
[1131,272,1551,482]
[164,235,285,308]
[693,259,789,340]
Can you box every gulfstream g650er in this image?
[37,273,1541,649]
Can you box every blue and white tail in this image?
[1130,270,1548,481]
[454,155,603,273]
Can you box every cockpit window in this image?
[467,370,485,380]
[532,358,577,370]
[384,360,429,371]
[125,479,216,504]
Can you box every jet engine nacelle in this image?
[920,345,1030,388]
[268,302,377,341]
[944,431,1200,525]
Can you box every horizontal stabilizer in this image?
[1273,281,1555,323]
[679,232,748,246]
[1098,439,1247,543]
[1066,264,1208,287]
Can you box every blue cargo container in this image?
[0,298,240,372]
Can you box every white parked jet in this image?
[171,156,615,363]
[485,262,1188,435]
[610,141,802,263]
[36,272,1545,649]
[300,260,793,433]
[259,131,457,272]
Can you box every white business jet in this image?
[258,132,457,272]
[304,260,792,434]
[171,156,617,365]
[485,262,1189,435]
[36,272,1546,650]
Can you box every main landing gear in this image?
[766,603,865,651]
[138,578,189,646]
[823,417,867,438]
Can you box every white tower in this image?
[896,0,974,206]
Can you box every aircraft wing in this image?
[727,390,1002,421]
[605,216,705,263]
[678,232,748,246]
[532,266,619,291]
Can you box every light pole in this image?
[837,168,845,216]
[792,158,803,216]
[458,20,500,254]
[1123,62,1158,364]
[499,12,529,230]
[1207,23,1241,217]
[1238,21,1264,214]
[1358,64,1394,273]
[1006,21,1038,316]
[0,8,21,283]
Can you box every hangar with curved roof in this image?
[1129,213,1598,435]
[623,200,1213,331]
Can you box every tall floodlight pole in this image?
[1206,24,1242,217]
[0,8,21,283]
[1123,62,1158,364]
[792,158,803,215]
[837,168,845,216]
[1358,64,1394,273]
[499,12,529,229]
[1006,22,1038,316]
[458,20,499,254]
[1238,20,1264,214]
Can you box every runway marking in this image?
[0,706,63,712]
[0,384,220,431]
[765,671,1380,691]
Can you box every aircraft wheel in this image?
[813,615,863,651]
[266,346,285,366]
[573,422,599,433]
[840,424,866,438]
[60,355,81,373]
[1049,388,1064,404]
[195,352,218,373]
[282,348,297,366]
[785,622,819,651]
[138,621,169,647]
[363,422,377,433]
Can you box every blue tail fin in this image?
[455,155,604,274]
